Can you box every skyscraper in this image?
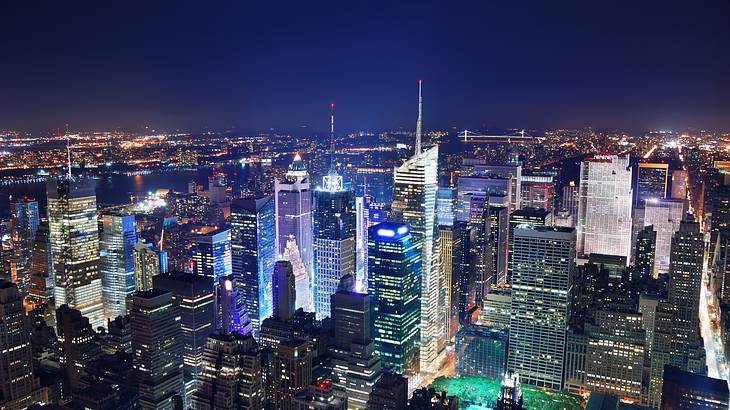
[27,220,54,324]
[520,174,554,212]
[9,196,39,293]
[217,275,252,335]
[275,153,313,289]
[508,207,551,281]
[56,304,101,390]
[231,196,276,337]
[130,289,184,410]
[0,281,44,408]
[643,198,688,276]
[191,332,263,410]
[191,227,232,285]
[134,239,168,292]
[153,272,215,386]
[273,260,296,321]
[660,366,729,410]
[635,162,669,207]
[313,153,356,320]
[390,82,443,372]
[576,155,633,262]
[47,178,105,330]
[648,216,707,406]
[100,212,137,320]
[366,372,408,410]
[367,222,422,376]
[329,275,381,408]
[271,339,312,410]
[584,307,645,402]
[634,225,657,282]
[508,225,575,390]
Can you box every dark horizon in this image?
[3,1,730,134]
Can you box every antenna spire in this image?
[329,103,335,171]
[415,80,423,155]
[65,123,72,179]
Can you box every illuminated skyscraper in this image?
[231,196,276,337]
[275,153,313,282]
[9,196,38,293]
[271,339,312,410]
[100,212,137,320]
[390,81,444,372]
[643,198,687,276]
[313,162,355,320]
[134,239,168,292]
[191,227,232,285]
[329,275,382,408]
[192,332,263,410]
[153,272,215,387]
[520,174,554,212]
[508,225,575,390]
[462,159,523,212]
[130,290,184,410]
[0,281,44,408]
[47,178,105,330]
[576,155,633,262]
[218,275,252,335]
[648,216,707,406]
[584,307,645,402]
[508,207,551,281]
[367,222,422,376]
[635,162,668,207]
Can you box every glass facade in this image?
[47,178,105,330]
[313,180,355,320]
[231,196,275,337]
[367,222,422,376]
[391,145,444,372]
[191,228,232,285]
[100,213,137,320]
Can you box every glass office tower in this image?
[47,178,105,330]
[367,222,422,376]
[231,196,276,337]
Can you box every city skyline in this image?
[2,3,730,409]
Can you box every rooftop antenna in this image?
[65,123,72,179]
[329,102,335,171]
[415,80,423,155]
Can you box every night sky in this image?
[3,1,730,134]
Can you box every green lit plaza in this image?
[429,375,584,410]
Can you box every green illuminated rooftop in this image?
[429,375,584,410]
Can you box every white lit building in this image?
[576,155,633,263]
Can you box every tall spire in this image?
[415,80,423,155]
[329,102,335,171]
[323,102,344,192]
[65,123,72,179]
